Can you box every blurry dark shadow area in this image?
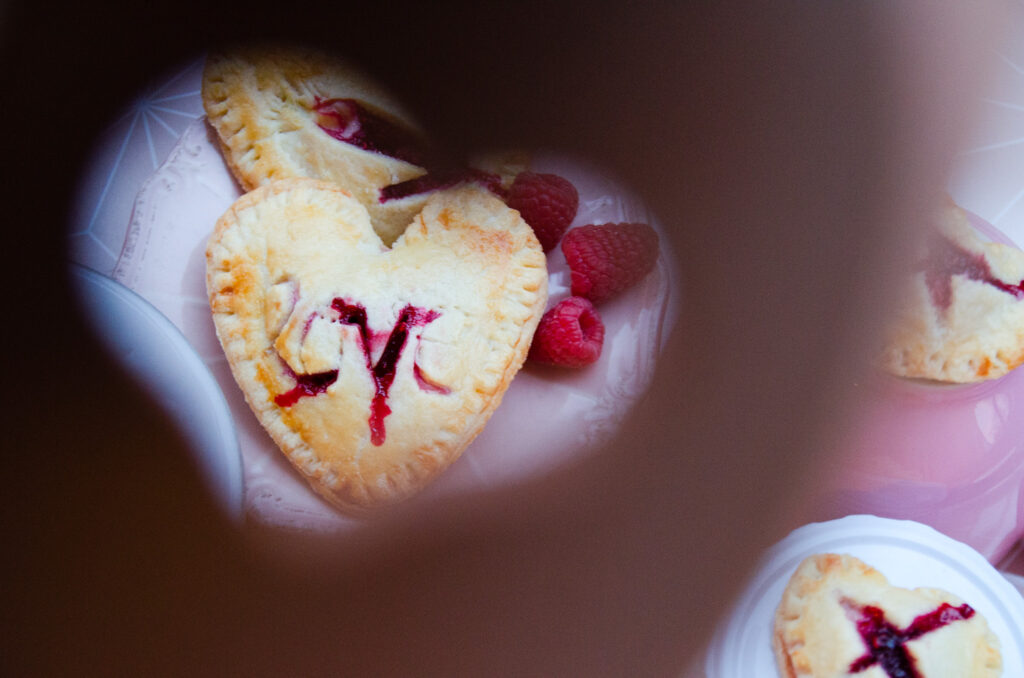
[0,1,1008,676]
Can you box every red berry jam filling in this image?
[312,97,507,204]
[274,367,339,408]
[313,97,426,167]
[924,235,1024,310]
[379,167,506,203]
[274,300,445,444]
[331,299,441,446]
[844,599,975,677]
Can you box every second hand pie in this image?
[773,553,1002,678]
[206,178,547,512]
[202,45,523,247]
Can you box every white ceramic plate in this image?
[71,264,244,522]
[705,515,1024,678]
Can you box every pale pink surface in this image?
[820,369,1024,562]
[105,116,678,531]
[812,215,1024,563]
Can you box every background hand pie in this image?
[206,178,547,511]
[880,199,1024,382]
[773,553,1002,678]
[202,45,522,246]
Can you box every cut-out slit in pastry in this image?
[772,553,1002,678]
[922,234,1024,312]
[275,367,338,408]
[311,95,506,205]
[274,298,444,447]
[842,598,976,677]
[332,299,441,446]
[414,362,451,395]
[312,97,506,204]
[380,166,506,203]
[312,97,427,167]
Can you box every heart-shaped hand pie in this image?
[202,45,523,246]
[773,553,1002,678]
[206,178,547,511]
[880,198,1024,382]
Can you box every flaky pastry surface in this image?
[206,178,547,511]
[773,553,1002,678]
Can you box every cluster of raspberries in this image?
[504,172,660,368]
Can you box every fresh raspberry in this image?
[561,223,659,304]
[506,172,579,252]
[528,297,605,368]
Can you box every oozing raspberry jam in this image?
[379,167,506,203]
[313,97,426,167]
[274,300,443,445]
[844,600,975,677]
[331,299,440,446]
[924,235,1024,310]
[274,367,339,407]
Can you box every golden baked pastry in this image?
[881,198,1024,382]
[773,553,1002,678]
[206,178,547,511]
[202,45,523,246]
